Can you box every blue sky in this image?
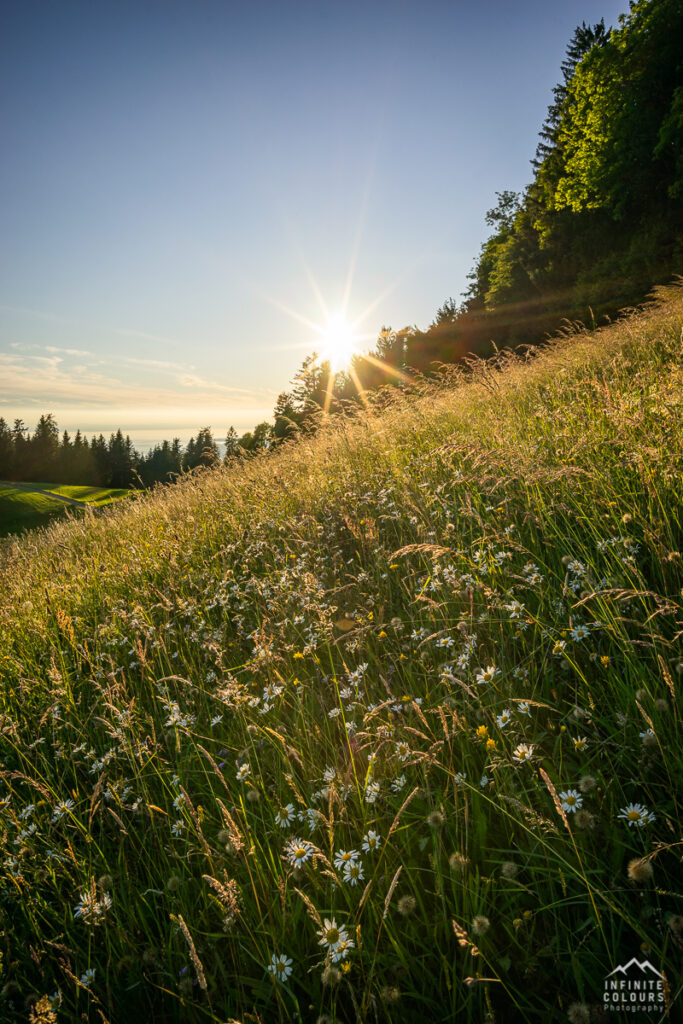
[0,0,630,442]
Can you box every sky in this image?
[0,0,631,445]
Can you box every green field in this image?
[0,482,130,538]
[0,287,681,1022]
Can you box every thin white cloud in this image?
[0,351,275,410]
[45,345,93,356]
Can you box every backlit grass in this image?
[0,286,681,1022]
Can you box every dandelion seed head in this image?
[321,965,341,987]
[380,986,401,1004]
[449,852,469,872]
[567,1003,591,1024]
[472,915,490,936]
[397,895,417,916]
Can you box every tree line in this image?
[0,416,228,488]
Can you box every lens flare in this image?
[317,312,358,371]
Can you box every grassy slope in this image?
[0,483,129,538]
[0,287,682,1022]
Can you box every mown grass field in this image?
[0,483,129,538]
[0,287,682,1023]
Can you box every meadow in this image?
[0,483,129,538]
[0,286,682,1023]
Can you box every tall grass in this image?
[1,286,682,1023]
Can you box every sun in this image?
[317,311,359,371]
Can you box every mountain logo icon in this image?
[605,958,663,980]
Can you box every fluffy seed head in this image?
[472,915,490,936]
[567,1003,591,1024]
[321,965,341,987]
[380,986,401,1004]
[627,858,654,884]
[449,852,469,873]
[501,861,518,878]
[427,810,444,828]
[578,775,596,793]
[397,895,417,916]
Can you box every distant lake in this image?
[131,436,228,456]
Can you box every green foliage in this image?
[431,0,683,364]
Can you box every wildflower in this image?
[475,725,489,741]
[333,849,359,870]
[618,803,656,827]
[573,736,588,752]
[475,665,499,685]
[512,743,534,763]
[627,858,654,884]
[395,740,411,761]
[51,798,75,822]
[210,715,223,726]
[472,915,490,936]
[454,772,466,786]
[171,820,185,837]
[362,829,381,853]
[485,737,497,752]
[570,625,590,641]
[318,918,348,954]
[267,953,293,983]
[496,709,512,728]
[173,793,186,811]
[559,790,583,813]
[331,938,355,962]
[328,707,342,719]
[73,889,112,925]
[284,837,314,867]
[479,774,490,787]
[79,968,96,988]
[391,775,406,793]
[552,641,566,656]
[397,895,417,916]
[275,804,295,828]
[236,764,251,782]
[342,860,364,886]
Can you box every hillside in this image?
[0,483,130,538]
[0,286,682,1022]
